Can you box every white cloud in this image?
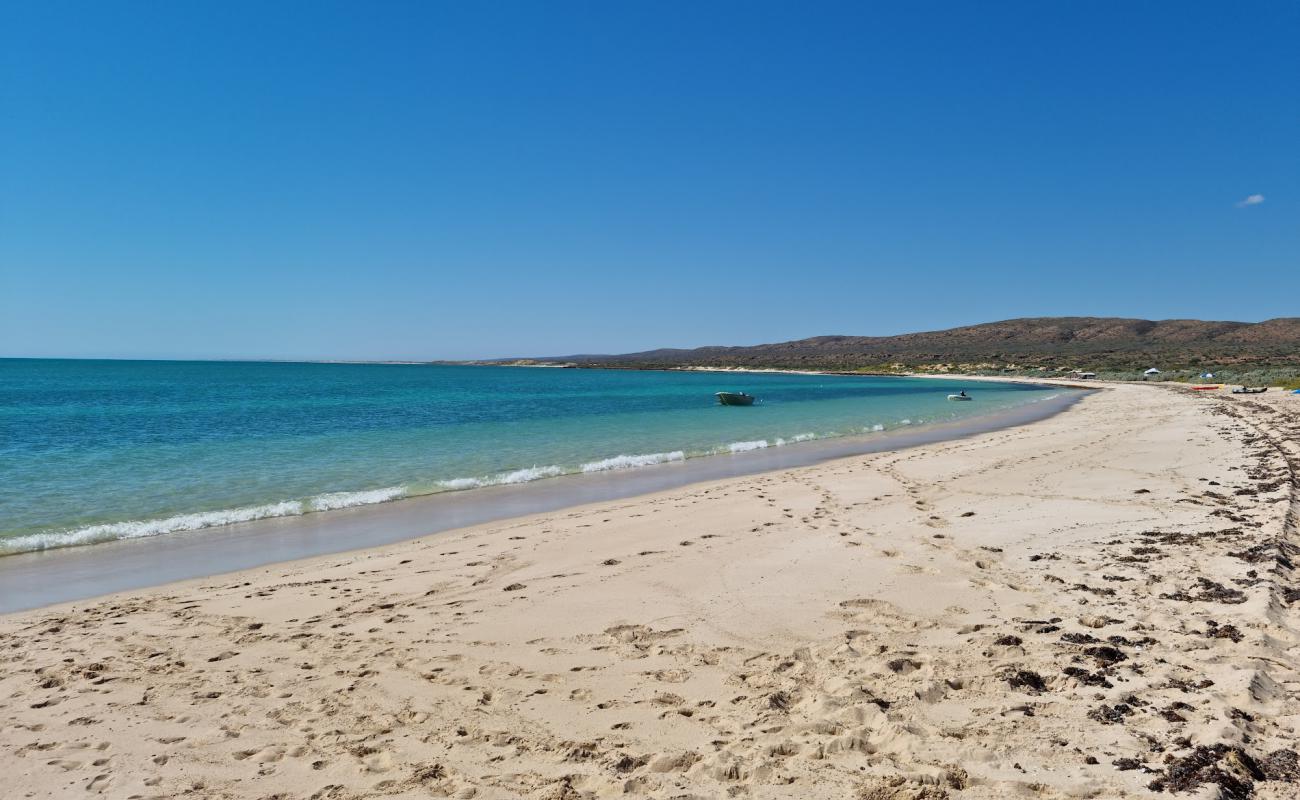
[1236,194,1265,207]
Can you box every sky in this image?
[1,1,1296,361]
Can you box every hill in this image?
[505,317,1300,373]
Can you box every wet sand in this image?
[1,383,1297,798]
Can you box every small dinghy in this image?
[1232,387,1267,394]
[947,391,972,401]
[716,391,756,406]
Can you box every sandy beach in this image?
[2,383,1297,799]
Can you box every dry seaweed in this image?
[1160,578,1247,604]
[1148,744,1263,799]
[1087,703,1134,725]
[1001,668,1048,694]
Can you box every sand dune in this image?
[2,384,1297,799]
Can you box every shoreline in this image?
[3,382,1295,798]
[1,368,1068,562]
[0,387,1086,614]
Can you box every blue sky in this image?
[2,1,1296,361]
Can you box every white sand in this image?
[2,384,1297,799]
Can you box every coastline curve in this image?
[0,388,1090,613]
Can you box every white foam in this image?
[437,477,485,490]
[499,465,564,484]
[773,433,816,446]
[0,500,306,555]
[727,440,769,453]
[899,419,912,425]
[310,486,406,511]
[581,451,685,473]
[437,465,565,491]
[871,424,885,432]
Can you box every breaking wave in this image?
[773,433,817,446]
[0,486,414,556]
[436,465,565,491]
[310,486,407,511]
[0,500,308,555]
[581,451,685,473]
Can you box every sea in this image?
[0,359,1068,556]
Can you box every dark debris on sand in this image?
[1000,668,1048,694]
[1204,620,1245,643]
[767,690,792,711]
[1068,583,1117,597]
[1159,578,1247,604]
[1062,666,1112,688]
[1149,745,1300,798]
[1113,757,1153,772]
[1260,749,1300,782]
[1107,634,1156,648]
[1228,540,1296,568]
[1087,702,1135,725]
[1163,676,1215,693]
[1060,632,1100,645]
[1159,701,1194,723]
[1082,645,1127,667]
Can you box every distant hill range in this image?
[493,317,1300,373]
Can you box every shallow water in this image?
[1,359,1064,555]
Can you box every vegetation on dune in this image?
[487,317,1300,384]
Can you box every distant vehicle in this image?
[1232,387,1267,394]
[715,391,756,406]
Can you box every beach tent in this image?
[1144,368,1161,380]
[1200,372,1215,379]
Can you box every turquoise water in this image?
[0,360,1064,555]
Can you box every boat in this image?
[947,392,973,401]
[716,391,756,406]
[1191,385,1221,391]
[1232,387,1268,394]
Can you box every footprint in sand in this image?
[48,758,83,771]
[86,773,112,792]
